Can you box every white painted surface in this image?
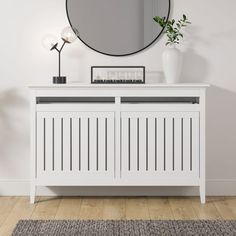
[0,0,236,195]
[30,86,206,203]
[29,83,209,89]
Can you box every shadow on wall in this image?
[40,186,201,197]
[146,71,165,83]
[0,88,29,177]
[181,23,210,83]
[181,45,236,179]
[206,86,236,179]
[181,47,210,83]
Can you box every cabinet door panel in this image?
[120,112,199,182]
[36,112,115,183]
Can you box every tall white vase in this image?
[162,44,183,83]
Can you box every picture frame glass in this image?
[91,67,145,84]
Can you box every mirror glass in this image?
[66,0,170,56]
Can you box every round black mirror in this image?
[66,0,170,56]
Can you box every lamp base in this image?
[53,76,66,84]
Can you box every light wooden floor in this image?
[0,196,236,235]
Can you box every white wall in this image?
[0,0,236,196]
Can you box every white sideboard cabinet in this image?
[29,83,209,204]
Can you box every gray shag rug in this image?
[12,220,236,236]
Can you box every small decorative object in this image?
[42,26,78,84]
[154,15,191,83]
[91,66,145,84]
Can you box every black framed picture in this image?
[91,66,145,84]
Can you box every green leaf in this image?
[153,14,190,46]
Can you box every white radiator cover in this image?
[29,83,209,204]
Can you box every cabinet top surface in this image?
[29,82,210,89]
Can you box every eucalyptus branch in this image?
[153,14,191,46]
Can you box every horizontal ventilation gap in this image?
[121,97,199,104]
[37,97,115,104]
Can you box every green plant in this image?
[153,14,191,46]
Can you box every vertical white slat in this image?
[36,114,45,175]
[62,117,71,172]
[130,118,138,172]
[54,117,62,172]
[139,117,146,172]
[89,117,97,172]
[81,117,88,172]
[45,117,53,172]
[148,117,156,172]
[137,118,140,172]
[174,117,182,172]
[165,117,174,172]
[192,116,199,175]
[106,116,114,174]
[183,117,191,172]
[157,117,165,172]
[98,117,106,172]
[121,117,129,173]
[72,117,80,172]
[115,97,121,179]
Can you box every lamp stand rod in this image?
[55,41,66,78]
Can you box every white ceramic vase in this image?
[162,44,183,83]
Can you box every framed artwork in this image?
[91,66,145,84]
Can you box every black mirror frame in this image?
[66,0,171,57]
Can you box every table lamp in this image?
[42,26,78,84]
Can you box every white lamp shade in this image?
[61,26,78,43]
[42,34,58,50]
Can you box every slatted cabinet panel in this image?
[36,112,115,182]
[121,112,199,181]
